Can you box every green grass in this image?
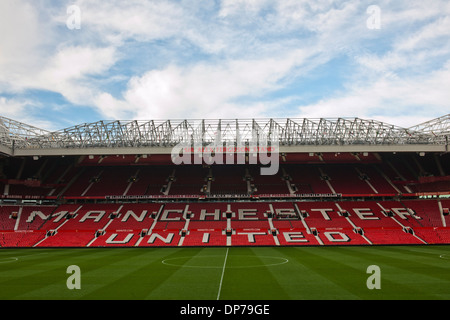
[0,245,449,300]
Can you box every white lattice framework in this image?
[0,114,449,156]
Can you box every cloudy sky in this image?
[0,0,449,131]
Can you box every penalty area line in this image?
[216,247,229,300]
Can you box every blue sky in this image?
[0,0,449,131]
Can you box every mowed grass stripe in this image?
[0,246,449,300]
[79,248,197,300]
[218,247,291,300]
[275,247,367,299]
[263,246,359,300]
[1,249,130,299]
[353,245,450,278]
[342,246,450,299]
[0,248,108,299]
[255,247,318,300]
[1,248,179,300]
[296,246,396,300]
[311,246,450,300]
[146,247,229,300]
[379,245,450,271]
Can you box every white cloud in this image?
[0,97,55,129]
[380,0,449,30]
[396,16,450,52]
[71,0,185,43]
[0,97,29,119]
[92,48,313,120]
[218,0,272,18]
[1,0,449,130]
[296,59,450,127]
[59,0,374,121]
[0,1,118,108]
[2,44,117,108]
[35,46,117,105]
[0,0,46,91]
[43,46,116,81]
[296,1,450,128]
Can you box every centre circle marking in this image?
[162,255,288,268]
[0,257,18,264]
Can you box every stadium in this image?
[4,0,450,313]
[0,114,449,302]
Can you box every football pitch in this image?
[0,245,449,301]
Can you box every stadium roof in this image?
[0,114,449,157]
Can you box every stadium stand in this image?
[1,193,450,248]
[0,115,449,248]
